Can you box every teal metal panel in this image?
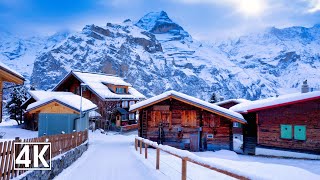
[280,124,292,139]
[38,114,79,136]
[294,125,306,141]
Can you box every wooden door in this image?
[190,134,199,151]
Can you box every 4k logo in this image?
[14,142,52,170]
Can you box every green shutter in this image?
[280,124,292,139]
[294,125,306,141]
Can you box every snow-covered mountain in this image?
[0,30,70,83]
[2,11,320,100]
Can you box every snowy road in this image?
[55,131,320,180]
[55,132,165,180]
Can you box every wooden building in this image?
[52,71,146,128]
[130,91,246,152]
[231,90,320,158]
[0,63,25,122]
[24,91,97,136]
[215,99,250,135]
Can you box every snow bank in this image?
[130,90,246,123]
[256,147,320,160]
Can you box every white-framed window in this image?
[129,113,135,120]
[122,101,128,108]
[129,101,135,107]
[233,122,240,128]
[116,87,125,94]
[116,102,121,107]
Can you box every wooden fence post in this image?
[140,140,142,154]
[135,139,137,151]
[182,158,187,180]
[144,144,148,159]
[156,148,160,170]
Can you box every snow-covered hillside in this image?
[1,11,320,100]
[0,30,70,83]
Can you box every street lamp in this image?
[80,83,87,123]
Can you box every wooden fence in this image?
[0,131,88,180]
[135,137,249,180]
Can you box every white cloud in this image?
[307,0,320,13]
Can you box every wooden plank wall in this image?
[140,99,232,151]
[257,99,320,153]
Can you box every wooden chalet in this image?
[130,91,246,152]
[231,87,320,158]
[215,99,251,135]
[52,71,146,128]
[0,62,25,122]
[24,91,97,136]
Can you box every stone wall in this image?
[18,142,88,180]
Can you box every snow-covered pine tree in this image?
[6,85,29,125]
[209,93,219,103]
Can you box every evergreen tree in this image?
[6,86,29,125]
[209,93,218,103]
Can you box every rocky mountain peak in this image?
[136,11,191,41]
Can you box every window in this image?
[122,101,128,108]
[129,101,135,107]
[182,111,197,127]
[116,102,121,107]
[280,124,292,139]
[116,87,125,94]
[294,125,306,141]
[121,115,127,121]
[233,122,241,128]
[129,113,135,120]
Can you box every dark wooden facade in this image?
[137,98,237,152]
[216,101,243,135]
[255,99,320,154]
[53,74,139,127]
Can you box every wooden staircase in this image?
[141,110,148,138]
[243,137,257,155]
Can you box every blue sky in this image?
[1,0,320,40]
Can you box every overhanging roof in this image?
[130,90,246,124]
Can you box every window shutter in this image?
[294,125,306,141]
[280,124,292,139]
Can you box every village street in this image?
[54,131,165,180]
[53,131,320,180]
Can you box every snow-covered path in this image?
[55,132,165,180]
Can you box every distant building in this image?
[53,71,146,128]
[231,89,320,159]
[130,91,246,152]
[24,91,97,136]
[0,62,25,122]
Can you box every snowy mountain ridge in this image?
[1,11,320,100]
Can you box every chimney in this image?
[219,97,224,101]
[301,80,309,93]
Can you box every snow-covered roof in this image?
[0,62,24,80]
[89,111,101,118]
[130,90,246,123]
[230,91,320,113]
[214,99,251,106]
[26,91,97,112]
[29,91,72,101]
[53,71,146,100]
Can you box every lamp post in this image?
[80,83,87,123]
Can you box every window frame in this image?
[129,113,135,120]
[122,101,128,108]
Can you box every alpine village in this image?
[0,8,320,180]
